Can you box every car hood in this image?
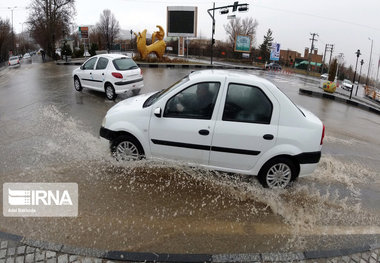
[107,92,155,115]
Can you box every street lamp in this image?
[350,49,361,100]
[8,6,17,53]
[366,37,373,86]
[207,1,249,65]
[355,59,364,96]
[130,30,133,49]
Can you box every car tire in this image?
[258,157,297,189]
[110,135,144,161]
[105,84,117,100]
[74,76,82,91]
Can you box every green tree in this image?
[61,42,72,58]
[259,29,274,63]
[0,18,12,62]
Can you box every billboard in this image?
[234,35,251,52]
[270,42,281,61]
[78,26,88,39]
[167,6,198,37]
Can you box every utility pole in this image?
[366,37,373,86]
[350,49,361,100]
[325,44,334,75]
[307,33,318,72]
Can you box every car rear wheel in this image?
[258,157,296,189]
[111,135,144,161]
[105,84,117,100]
[74,77,82,91]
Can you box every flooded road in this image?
[0,60,379,253]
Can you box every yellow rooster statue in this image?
[135,25,166,60]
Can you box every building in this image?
[279,49,302,66]
[301,47,323,63]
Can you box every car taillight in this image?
[320,124,325,145]
[17,60,19,64]
[140,69,143,75]
[112,72,123,78]
[8,62,10,65]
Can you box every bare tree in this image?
[0,18,12,62]
[224,17,258,49]
[96,10,120,52]
[27,0,75,58]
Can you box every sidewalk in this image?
[0,231,379,262]
[299,86,380,116]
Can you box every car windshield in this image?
[143,75,190,108]
[112,57,138,70]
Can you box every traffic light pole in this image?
[207,1,249,65]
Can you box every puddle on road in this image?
[0,105,379,253]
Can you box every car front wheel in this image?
[258,157,297,189]
[74,77,82,91]
[110,135,144,161]
[105,84,117,100]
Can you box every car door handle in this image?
[263,134,274,140]
[199,129,210,136]
[102,73,104,75]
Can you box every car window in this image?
[96,57,108,70]
[222,83,273,124]
[83,57,97,70]
[164,82,220,120]
[112,57,138,70]
[10,56,18,60]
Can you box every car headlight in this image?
[101,116,106,127]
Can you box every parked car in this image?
[265,63,282,71]
[320,73,329,80]
[8,56,20,67]
[99,70,324,189]
[341,79,353,91]
[72,54,143,100]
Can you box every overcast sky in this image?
[1,0,379,77]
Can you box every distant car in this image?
[341,79,353,91]
[265,63,282,71]
[320,73,329,80]
[72,54,144,100]
[100,70,325,189]
[8,56,20,67]
[23,53,31,61]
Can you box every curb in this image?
[299,88,380,115]
[55,61,264,71]
[0,230,379,262]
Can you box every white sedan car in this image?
[72,54,143,100]
[8,56,20,67]
[100,70,324,188]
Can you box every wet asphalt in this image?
[0,56,379,254]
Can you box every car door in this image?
[209,82,279,171]
[148,82,221,165]
[79,57,98,88]
[91,57,109,90]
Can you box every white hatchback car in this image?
[100,70,324,188]
[72,54,143,100]
[8,56,20,67]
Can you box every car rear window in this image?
[10,56,18,60]
[112,58,138,71]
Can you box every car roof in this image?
[188,69,276,88]
[94,54,130,60]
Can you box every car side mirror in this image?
[80,65,84,70]
[154,107,162,118]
